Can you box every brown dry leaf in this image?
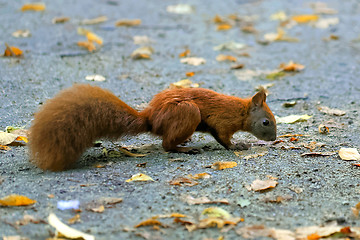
[77,41,96,52]
[236,225,274,238]
[230,63,244,70]
[52,17,70,24]
[68,214,81,225]
[131,46,154,59]
[242,25,257,33]
[188,172,211,179]
[117,147,147,157]
[211,161,237,170]
[169,79,199,89]
[20,2,45,11]
[295,225,343,239]
[135,218,164,228]
[179,49,190,58]
[180,57,206,66]
[352,202,360,217]
[15,214,45,226]
[292,15,319,23]
[0,145,11,151]
[213,15,227,24]
[170,176,198,186]
[81,16,108,25]
[264,28,299,42]
[318,106,346,116]
[115,19,141,27]
[339,148,360,161]
[98,197,123,205]
[216,54,237,62]
[262,194,293,203]
[217,24,233,31]
[125,173,154,182]
[0,194,36,206]
[48,213,95,240]
[318,124,329,134]
[185,195,229,205]
[185,72,195,77]
[301,152,335,157]
[250,179,278,191]
[3,44,23,57]
[279,61,305,72]
[89,205,105,213]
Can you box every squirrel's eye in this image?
[263,119,270,126]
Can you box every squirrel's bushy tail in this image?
[29,84,148,171]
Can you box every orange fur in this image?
[29,85,276,171]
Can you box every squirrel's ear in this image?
[251,88,267,107]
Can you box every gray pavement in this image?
[1,0,360,239]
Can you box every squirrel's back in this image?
[29,84,147,171]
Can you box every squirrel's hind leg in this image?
[151,101,201,153]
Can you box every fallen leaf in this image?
[216,24,233,31]
[283,101,297,107]
[12,30,31,38]
[264,28,299,42]
[166,4,194,14]
[266,71,286,80]
[202,207,231,219]
[292,15,319,23]
[279,61,305,72]
[157,213,187,218]
[237,199,251,208]
[188,172,211,179]
[276,114,312,124]
[15,214,45,226]
[97,197,123,205]
[0,194,36,206]
[170,176,198,186]
[295,225,343,239]
[318,106,345,116]
[270,11,288,21]
[213,15,227,24]
[216,54,237,62]
[77,41,96,52]
[0,132,20,145]
[314,17,339,28]
[89,205,105,213]
[169,79,199,89]
[133,36,152,45]
[52,16,70,24]
[131,46,154,59]
[211,161,237,170]
[213,41,246,51]
[77,28,103,45]
[185,195,229,205]
[81,16,108,25]
[236,225,274,238]
[230,63,245,69]
[339,148,360,161]
[180,57,206,66]
[20,2,45,11]
[126,173,154,182]
[3,44,23,57]
[115,19,141,27]
[185,72,195,77]
[135,218,164,228]
[241,25,257,33]
[48,213,95,240]
[301,152,335,157]
[68,214,81,225]
[0,145,11,151]
[117,147,147,157]
[2,236,29,240]
[179,49,191,58]
[85,74,106,82]
[250,179,278,191]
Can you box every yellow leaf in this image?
[188,172,211,179]
[115,19,141,27]
[125,173,154,182]
[292,15,319,23]
[179,49,190,58]
[202,207,231,219]
[216,24,232,31]
[77,41,96,52]
[20,2,46,11]
[216,54,237,62]
[339,148,360,161]
[68,214,81,225]
[279,61,305,72]
[86,32,103,45]
[211,161,237,170]
[0,194,36,206]
[0,145,11,151]
[48,213,95,240]
[4,44,23,57]
[15,136,28,143]
[81,16,108,25]
[135,218,163,228]
[276,114,312,124]
[169,79,199,89]
[185,72,195,77]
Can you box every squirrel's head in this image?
[248,88,277,141]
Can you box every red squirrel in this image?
[29,84,276,171]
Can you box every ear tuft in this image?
[252,88,267,106]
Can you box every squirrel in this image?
[29,84,276,171]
